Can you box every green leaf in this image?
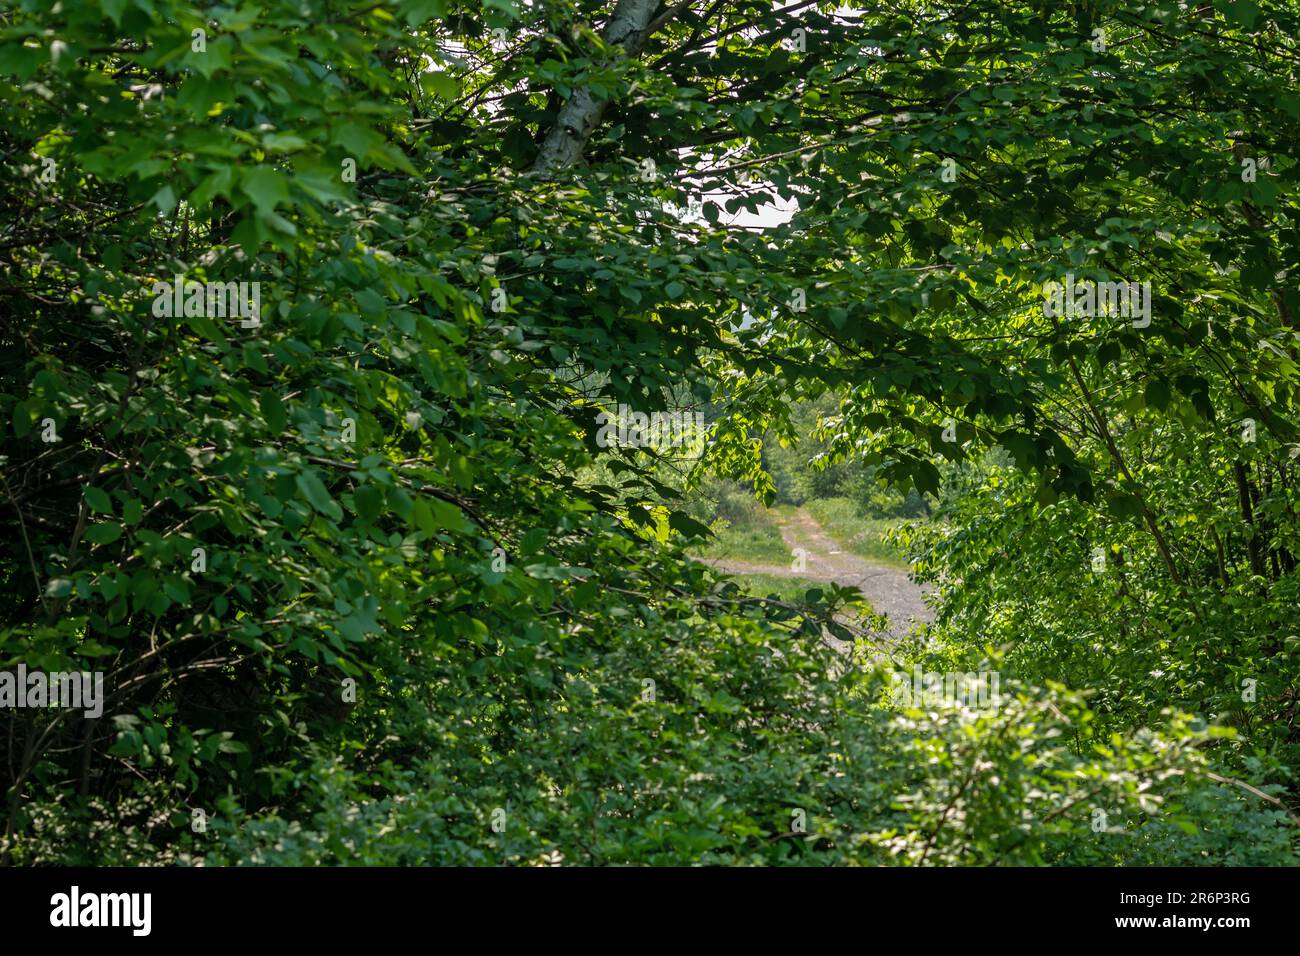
[353,484,383,522]
[259,390,287,433]
[240,166,290,214]
[403,0,449,25]
[84,486,113,514]
[296,470,339,518]
[912,461,940,497]
[424,71,460,100]
[84,523,123,545]
[122,498,143,525]
[668,511,712,539]
[1144,379,1171,411]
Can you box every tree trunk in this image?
[531,0,663,177]
[1233,461,1267,577]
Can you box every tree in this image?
[1,0,1295,865]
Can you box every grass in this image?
[801,497,912,568]
[696,509,790,564]
[723,573,823,603]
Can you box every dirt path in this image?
[704,508,933,638]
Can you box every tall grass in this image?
[802,497,911,568]
[697,499,790,564]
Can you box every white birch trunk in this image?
[531,0,662,177]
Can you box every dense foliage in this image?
[1,0,1296,865]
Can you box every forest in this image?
[1,0,1299,868]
